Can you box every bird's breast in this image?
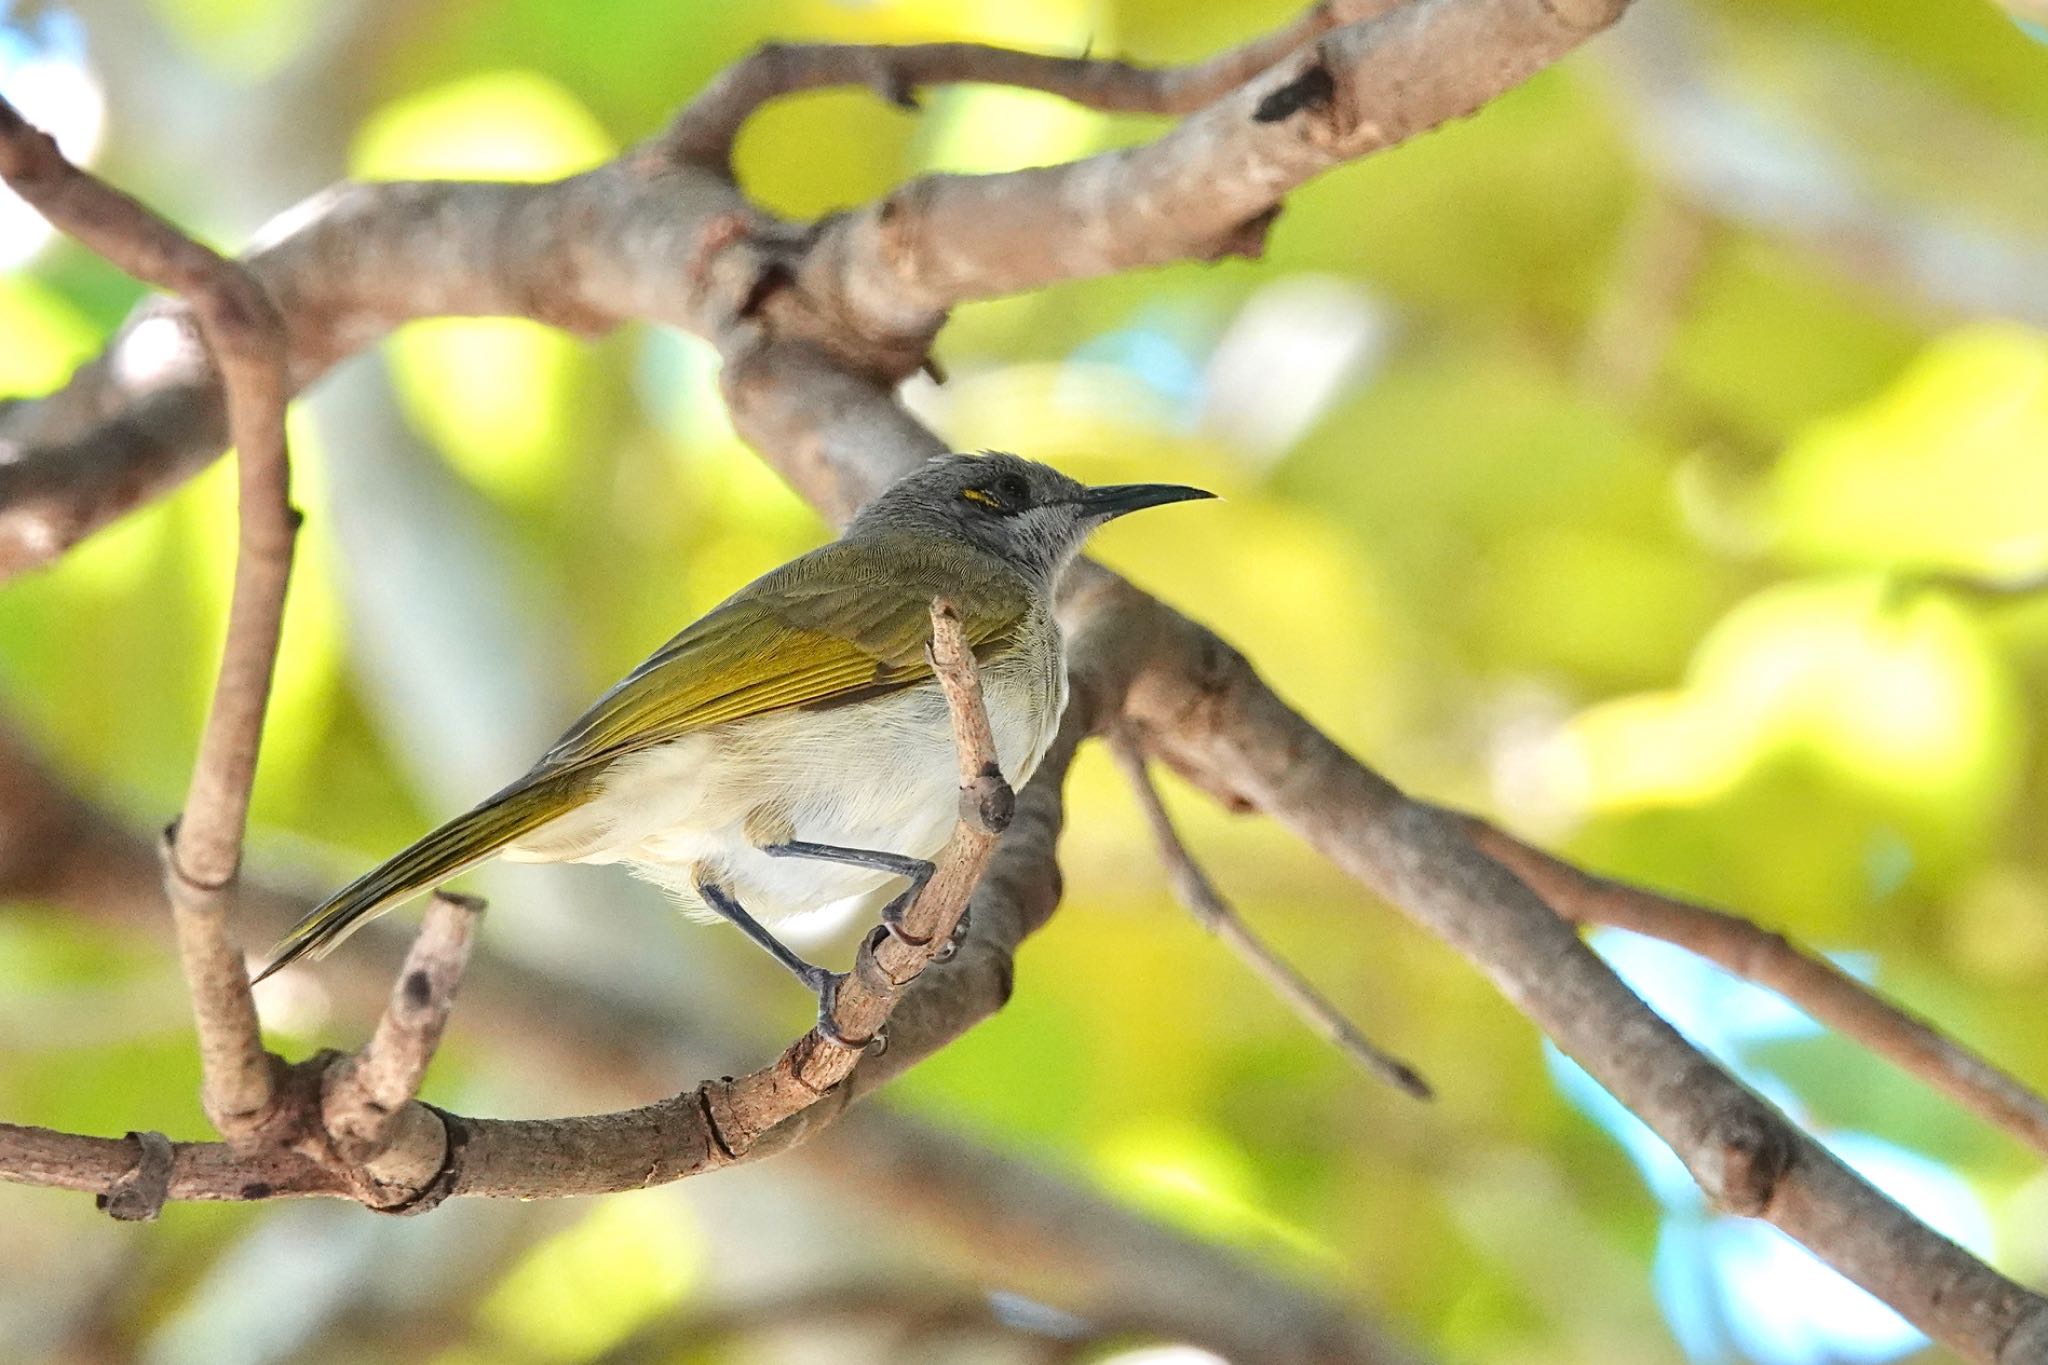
[555,623,1065,924]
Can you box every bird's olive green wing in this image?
[259,536,1031,979]
[529,534,1032,779]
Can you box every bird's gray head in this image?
[848,452,1213,584]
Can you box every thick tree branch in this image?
[1461,817,2048,1160]
[687,330,2048,1362]
[1112,602,2048,1364]
[0,0,1634,573]
[785,0,1634,345]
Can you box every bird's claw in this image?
[931,907,971,964]
[811,970,884,1052]
[879,889,930,947]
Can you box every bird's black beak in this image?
[1077,482,1216,520]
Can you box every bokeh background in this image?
[4,0,2048,1361]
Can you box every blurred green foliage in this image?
[6,0,2048,1361]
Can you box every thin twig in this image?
[322,892,483,1170]
[929,599,1016,835]
[701,599,1014,1152]
[1111,734,1430,1099]
[0,94,297,1148]
[1459,815,2048,1159]
[661,0,1409,171]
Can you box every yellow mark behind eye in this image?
[961,488,1001,509]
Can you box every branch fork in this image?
[11,5,2048,1361]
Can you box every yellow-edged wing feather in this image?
[258,535,1030,977]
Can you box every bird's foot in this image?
[879,886,967,956]
[809,970,884,1053]
[931,906,971,964]
[878,887,926,945]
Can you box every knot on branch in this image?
[1252,61,1335,122]
[960,763,1015,835]
[1690,1095,1794,1217]
[98,1130,174,1222]
[364,1106,468,1217]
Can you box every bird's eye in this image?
[961,475,1029,514]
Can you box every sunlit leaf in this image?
[0,273,98,394]
[387,318,586,501]
[1770,323,2048,575]
[478,1196,701,1360]
[1555,578,2021,836]
[144,0,325,77]
[350,69,614,183]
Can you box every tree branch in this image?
[0,598,1034,1204]
[1109,731,1431,1098]
[785,0,1634,344]
[1460,815,2048,1159]
[12,2,2040,1360]
[0,93,299,1145]
[320,891,482,1168]
[0,0,1635,573]
[1113,602,2048,1364]
[0,718,1403,1362]
[661,0,1409,171]
[677,329,2048,1363]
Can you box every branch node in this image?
[812,972,881,1052]
[1251,62,1334,122]
[959,763,1015,835]
[98,1130,174,1222]
[859,922,922,990]
[1694,1096,1794,1217]
[364,1105,467,1217]
[1209,206,1282,262]
[697,1083,741,1163]
[158,819,232,896]
[738,260,794,321]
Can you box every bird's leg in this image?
[762,841,937,943]
[695,879,831,995]
[696,879,875,1048]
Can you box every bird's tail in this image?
[255,775,585,982]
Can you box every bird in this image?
[257,452,1213,1012]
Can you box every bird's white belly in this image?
[505,662,1063,925]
